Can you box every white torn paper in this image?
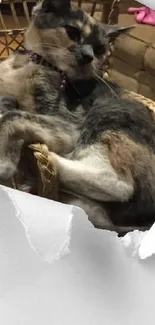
[0,185,74,263]
[0,185,155,324]
[1,184,155,261]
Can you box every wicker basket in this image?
[0,0,120,60]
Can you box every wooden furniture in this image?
[72,0,120,24]
[109,5,155,100]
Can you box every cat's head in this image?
[25,0,131,79]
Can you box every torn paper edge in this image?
[25,211,73,263]
[1,185,155,261]
[1,185,74,263]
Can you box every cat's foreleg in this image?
[0,110,78,181]
[0,95,19,116]
[51,144,134,202]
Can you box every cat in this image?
[0,0,154,234]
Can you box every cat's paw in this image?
[0,160,16,181]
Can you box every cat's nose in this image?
[81,45,94,64]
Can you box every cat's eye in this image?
[65,25,81,42]
[94,44,105,56]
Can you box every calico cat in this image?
[0,0,154,233]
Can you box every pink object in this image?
[127,6,155,26]
[127,6,146,13]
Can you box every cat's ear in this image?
[102,24,135,42]
[42,0,71,14]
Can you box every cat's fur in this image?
[0,0,154,233]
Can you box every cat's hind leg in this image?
[50,142,134,203]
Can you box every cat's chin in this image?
[69,74,93,82]
[62,65,94,81]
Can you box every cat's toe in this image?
[0,161,16,181]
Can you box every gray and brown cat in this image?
[0,0,154,234]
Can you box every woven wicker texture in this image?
[9,143,59,200]
[127,91,155,115]
[0,0,34,59]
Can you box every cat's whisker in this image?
[68,80,80,96]
[38,42,72,53]
[41,43,65,50]
[28,44,58,54]
[94,73,118,99]
[31,43,73,59]
[28,42,63,53]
